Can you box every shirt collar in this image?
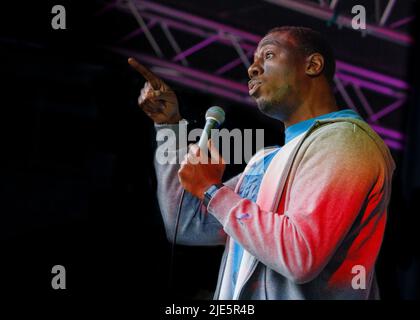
[284,109,363,144]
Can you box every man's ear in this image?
[305,53,324,77]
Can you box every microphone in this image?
[198,106,225,150]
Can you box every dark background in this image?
[0,0,419,302]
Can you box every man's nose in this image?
[248,61,263,79]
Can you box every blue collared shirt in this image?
[230,109,363,293]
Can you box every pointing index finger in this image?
[128,57,160,89]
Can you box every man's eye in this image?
[265,52,274,59]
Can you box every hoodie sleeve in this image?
[154,120,239,246]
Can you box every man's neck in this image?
[284,84,337,128]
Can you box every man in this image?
[128,26,395,299]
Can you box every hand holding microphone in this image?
[178,106,226,200]
[178,138,226,200]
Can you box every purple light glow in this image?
[114,49,249,93]
[336,73,405,98]
[336,61,409,90]
[370,124,404,141]
[130,11,256,52]
[369,99,406,122]
[264,0,413,45]
[390,16,415,29]
[136,0,261,43]
[118,20,157,43]
[173,35,219,62]
[383,139,404,150]
[118,0,409,96]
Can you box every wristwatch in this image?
[203,183,224,207]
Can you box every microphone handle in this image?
[198,118,218,150]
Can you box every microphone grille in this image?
[205,106,225,125]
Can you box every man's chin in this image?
[256,98,274,114]
[256,98,288,121]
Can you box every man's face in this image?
[248,32,305,121]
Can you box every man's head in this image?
[248,26,336,121]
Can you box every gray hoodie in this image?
[154,117,395,300]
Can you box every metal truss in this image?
[264,0,414,46]
[100,0,409,150]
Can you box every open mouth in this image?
[248,80,262,96]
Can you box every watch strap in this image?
[203,183,224,207]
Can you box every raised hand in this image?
[128,57,182,124]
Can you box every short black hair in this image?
[267,26,336,86]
